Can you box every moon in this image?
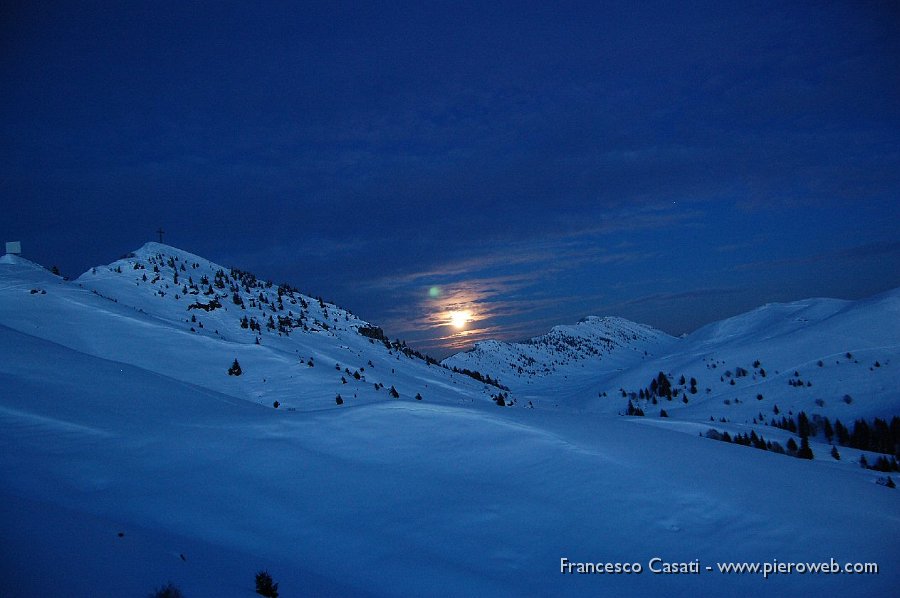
[450,310,471,329]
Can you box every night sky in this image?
[3,1,899,357]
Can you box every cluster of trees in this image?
[625,400,644,416]
[229,266,260,292]
[240,316,262,332]
[450,367,508,390]
[650,372,672,399]
[705,409,900,476]
[188,298,222,312]
[358,325,387,341]
[149,570,279,597]
[380,337,441,366]
[625,372,698,407]
[704,428,813,459]
[199,264,348,339]
[787,374,812,387]
[859,453,899,473]
[770,412,900,458]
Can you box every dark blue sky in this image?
[3,1,899,356]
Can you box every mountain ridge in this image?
[1,242,504,412]
[444,286,900,422]
[2,242,899,596]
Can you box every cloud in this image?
[606,287,749,309]
[343,201,711,354]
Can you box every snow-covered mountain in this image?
[444,290,900,423]
[2,242,501,411]
[445,315,677,379]
[1,244,898,597]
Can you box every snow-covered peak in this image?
[0,252,49,271]
[444,314,676,384]
[0,242,503,413]
[687,296,852,346]
[543,314,670,344]
[76,241,369,336]
[443,287,900,420]
[133,241,214,266]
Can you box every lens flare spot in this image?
[429,286,442,298]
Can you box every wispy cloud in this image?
[356,201,709,354]
[605,287,748,309]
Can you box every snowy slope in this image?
[444,290,900,425]
[1,245,899,597]
[445,316,676,379]
[600,290,900,423]
[1,243,499,411]
[443,316,679,409]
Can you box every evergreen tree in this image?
[851,420,871,450]
[874,456,892,472]
[149,582,184,598]
[751,432,767,450]
[873,418,891,454]
[797,436,814,459]
[228,359,242,376]
[797,412,811,438]
[830,445,841,460]
[255,570,279,598]
[835,419,849,445]
[786,438,799,455]
[656,372,672,398]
